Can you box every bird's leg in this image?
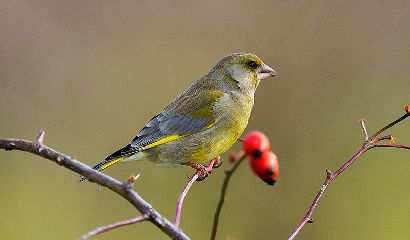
[188,156,222,181]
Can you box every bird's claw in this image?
[196,171,209,181]
[212,156,222,168]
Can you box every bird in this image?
[80,52,277,182]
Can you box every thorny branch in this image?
[288,105,410,240]
[0,132,190,240]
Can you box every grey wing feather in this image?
[130,113,210,149]
[131,89,219,149]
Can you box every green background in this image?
[1,1,409,239]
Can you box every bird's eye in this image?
[247,60,258,69]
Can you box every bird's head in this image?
[212,53,277,94]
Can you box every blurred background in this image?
[1,1,410,239]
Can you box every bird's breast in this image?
[215,91,254,124]
[211,92,254,148]
[180,92,254,164]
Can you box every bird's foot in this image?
[188,156,222,181]
[188,163,209,181]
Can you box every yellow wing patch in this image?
[99,157,125,171]
[141,134,184,150]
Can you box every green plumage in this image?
[80,52,277,181]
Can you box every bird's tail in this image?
[79,144,140,182]
[79,156,126,182]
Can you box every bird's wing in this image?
[78,89,225,180]
[131,89,224,149]
[106,89,225,161]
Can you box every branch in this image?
[210,151,246,240]
[0,131,190,240]
[79,214,149,240]
[288,105,410,240]
[174,157,219,227]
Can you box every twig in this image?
[370,105,410,139]
[360,119,369,141]
[210,151,246,240]
[79,214,149,240]
[0,132,190,240]
[174,158,218,227]
[288,105,410,240]
[374,143,410,150]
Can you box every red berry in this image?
[248,151,279,185]
[242,131,271,157]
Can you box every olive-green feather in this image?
[79,52,276,182]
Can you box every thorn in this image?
[325,168,332,176]
[404,105,410,115]
[359,119,369,141]
[307,218,314,223]
[126,174,141,189]
[36,130,45,144]
[237,138,244,142]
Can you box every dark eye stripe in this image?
[247,60,257,69]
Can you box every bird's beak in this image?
[257,64,278,80]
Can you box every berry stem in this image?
[210,151,246,240]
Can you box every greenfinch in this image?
[80,52,277,181]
